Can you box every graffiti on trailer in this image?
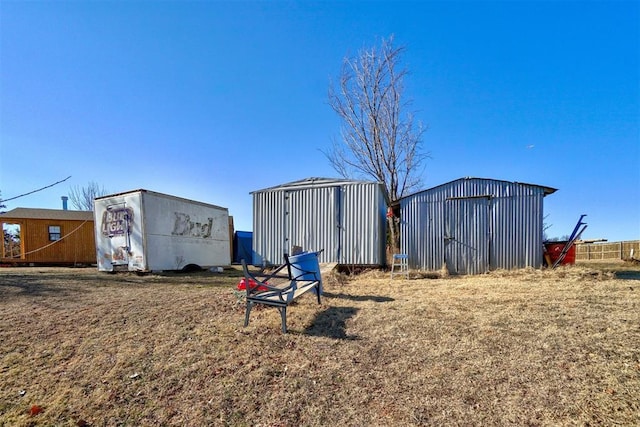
[101,207,134,237]
[171,212,214,238]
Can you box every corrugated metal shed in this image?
[251,177,387,266]
[399,177,557,274]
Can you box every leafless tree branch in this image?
[68,181,108,211]
[325,35,429,204]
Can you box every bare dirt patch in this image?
[1,263,639,426]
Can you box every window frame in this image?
[48,225,62,241]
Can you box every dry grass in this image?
[1,263,639,426]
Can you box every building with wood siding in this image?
[1,208,96,265]
[399,177,557,275]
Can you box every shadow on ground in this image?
[0,268,238,299]
[304,306,359,339]
[0,274,76,298]
[322,291,394,303]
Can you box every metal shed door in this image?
[444,197,490,275]
[285,187,340,261]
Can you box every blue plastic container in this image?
[288,251,320,280]
[288,251,322,293]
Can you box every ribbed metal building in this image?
[399,177,557,274]
[252,177,387,266]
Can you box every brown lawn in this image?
[1,263,639,426]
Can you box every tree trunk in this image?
[387,215,399,254]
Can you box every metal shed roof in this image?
[251,177,383,193]
[399,177,558,201]
[0,208,94,221]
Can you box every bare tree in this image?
[326,35,429,251]
[69,181,108,211]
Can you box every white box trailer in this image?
[94,189,230,272]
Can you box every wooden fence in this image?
[575,240,640,261]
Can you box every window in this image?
[48,225,61,241]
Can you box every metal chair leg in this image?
[278,307,288,333]
[244,301,253,327]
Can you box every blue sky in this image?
[1,1,638,241]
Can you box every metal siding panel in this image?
[340,183,385,264]
[372,182,388,265]
[489,183,545,270]
[253,181,386,265]
[339,186,356,263]
[445,198,489,275]
[400,193,419,270]
[252,190,286,266]
[401,191,445,271]
[287,186,339,263]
